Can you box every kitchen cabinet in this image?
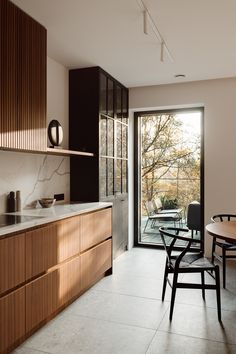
[25,256,81,332]
[25,216,80,279]
[0,233,25,295]
[0,206,112,353]
[0,0,47,151]
[81,239,112,291]
[69,67,128,258]
[0,287,25,354]
[80,208,112,251]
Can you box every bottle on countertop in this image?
[16,190,21,212]
[7,191,16,212]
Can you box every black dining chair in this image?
[211,214,236,288]
[159,226,221,321]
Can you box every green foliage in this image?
[160,195,178,209]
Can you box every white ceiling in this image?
[12,0,236,87]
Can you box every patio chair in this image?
[143,201,182,233]
[211,214,236,288]
[159,226,221,321]
[186,201,201,238]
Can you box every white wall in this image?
[129,77,236,255]
[0,57,70,213]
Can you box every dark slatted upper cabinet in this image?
[69,66,129,202]
[0,0,47,151]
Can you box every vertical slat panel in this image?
[0,0,18,148]
[0,0,47,151]
[0,287,26,354]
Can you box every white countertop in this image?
[0,202,112,237]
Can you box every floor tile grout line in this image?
[157,328,236,347]
[91,288,236,313]
[16,346,52,354]
[144,329,159,354]
[67,312,159,332]
[90,287,171,302]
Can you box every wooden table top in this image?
[206,221,236,243]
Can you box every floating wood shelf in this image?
[46,147,94,157]
[0,146,94,157]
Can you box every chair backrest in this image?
[145,201,156,216]
[211,214,236,222]
[187,201,201,231]
[153,197,163,212]
[159,226,201,268]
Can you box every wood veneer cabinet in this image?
[0,233,25,295]
[69,67,128,258]
[0,206,112,353]
[25,216,80,279]
[81,239,112,291]
[0,288,25,354]
[0,0,46,151]
[80,208,112,251]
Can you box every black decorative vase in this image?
[48,120,63,147]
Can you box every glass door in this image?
[134,108,204,249]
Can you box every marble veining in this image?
[0,151,70,214]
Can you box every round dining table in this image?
[206,221,236,243]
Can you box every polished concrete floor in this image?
[14,248,236,354]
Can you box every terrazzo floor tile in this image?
[146,331,236,354]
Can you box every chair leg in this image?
[162,260,168,301]
[201,271,205,301]
[169,272,178,321]
[143,218,149,233]
[211,237,216,264]
[215,265,221,322]
[222,247,226,288]
[191,230,193,238]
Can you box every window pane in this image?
[107,159,114,196]
[122,160,127,193]
[116,159,122,193]
[100,115,107,156]
[107,119,114,157]
[117,122,122,158]
[122,124,127,158]
[99,158,107,198]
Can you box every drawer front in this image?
[58,255,81,307]
[26,216,80,279]
[26,255,81,333]
[80,208,112,251]
[25,269,59,332]
[0,287,25,353]
[0,233,25,295]
[81,239,112,291]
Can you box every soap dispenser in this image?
[16,190,21,211]
[7,191,16,212]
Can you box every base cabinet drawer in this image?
[0,233,25,295]
[81,239,112,291]
[26,255,81,333]
[0,287,25,354]
[80,208,112,251]
[26,216,80,279]
[26,269,59,333]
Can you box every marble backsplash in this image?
[0,150,70,213]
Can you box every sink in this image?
[0,214,45,227]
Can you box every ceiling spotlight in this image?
[174,74,186,78]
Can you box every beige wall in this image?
[129,77,236,255]
[47,57,69,148]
